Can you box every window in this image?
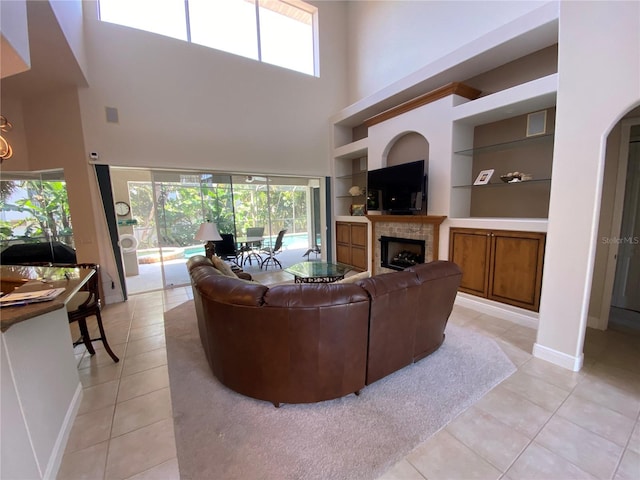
[98,0,318,76]
[0,171,74,249]
[258,0,315,74]
[189,0,259,61]
[98,0,187,41]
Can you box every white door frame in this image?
[598,117,640,329]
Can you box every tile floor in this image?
[57,275,640,480]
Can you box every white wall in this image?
[535,0,640,370]
[49,0,89,82]
[77,0,348,178]
[345,0,547,102]
[0,0,30,78]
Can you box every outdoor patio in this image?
[125,244,322,294]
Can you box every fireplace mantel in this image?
[365,215,447,274]
[366,215,447,226]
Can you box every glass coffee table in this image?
[285,262,352,283]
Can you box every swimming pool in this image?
[182,232,310,259]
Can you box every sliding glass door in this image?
[152,171,235,289]
[112,168,323,294]
[231,175,318,255]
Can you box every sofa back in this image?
[406,261,462,360]
[358,261,462,385]
[187,257,370,406]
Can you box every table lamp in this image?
[195,221,222,260]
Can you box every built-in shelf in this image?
[336,170,366,180]
[336,194,367,199]
[452,178,551,188]
[334,138,368,159]
[452,74,558,126]
[450,106,555,220]
[454,133,554,156]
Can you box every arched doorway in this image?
[591,105,640,332]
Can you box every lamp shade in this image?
[195,222,222,242]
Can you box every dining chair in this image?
[260,229,287,269]
[212,233,241,266]
[241,226,265,266]
[67,263,119,363]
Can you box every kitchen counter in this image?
[0,265,93,331]
[1,264,92,479]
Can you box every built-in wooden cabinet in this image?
[449,227,546,311]
[336,221,368,271]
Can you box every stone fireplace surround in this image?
[367,215,446,275]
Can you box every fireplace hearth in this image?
[380,236,426,271]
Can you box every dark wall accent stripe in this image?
[325,176,332,261]
[94,164,127,301]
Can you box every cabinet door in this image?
[351,246,368,271]
[351,224,367,247]
[335,222,368,270]
[449,228,491,297]
[336,244,351,265]
[336,222,351,244]
[350,224,368,270]
[488,231,545,311]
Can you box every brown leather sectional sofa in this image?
[187,255,462,407]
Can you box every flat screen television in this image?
[367,160,426,214]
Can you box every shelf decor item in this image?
[350,204,366,216]
[473,169,494,185]
[349,185,365,196]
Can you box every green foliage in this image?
[0,180,72,245]
[127,178,309,248]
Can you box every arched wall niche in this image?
[379,131,430,215]
[383,131,429,170]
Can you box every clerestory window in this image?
[98,0,318,76]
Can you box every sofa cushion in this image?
[190,264,224,284]
[211,255,238,278]
[199,274,267,306]
[186,255,214,272]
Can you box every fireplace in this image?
[380,236,426,271]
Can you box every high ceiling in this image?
[1,1,87,100]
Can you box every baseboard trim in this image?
[455,293,539,329]
[587,314,607,331]
[533,342,584,372]
[43,382,83,479]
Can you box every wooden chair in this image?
[67,263,119,363]
[260,229,287,269]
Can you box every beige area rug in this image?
[164,301,516,480]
